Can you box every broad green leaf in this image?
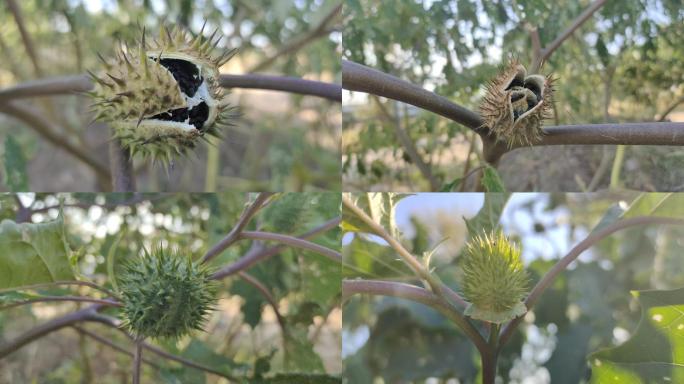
[3,135,29,191]
[464,193,509,236]
[589,287,684,383]
[284,328,324,372]
[301,251,340,307]
[622,193,684,218]
[481,165,506,192]
[342,193,410,238]
[0,216,74,289]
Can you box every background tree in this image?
[342,0,684,192]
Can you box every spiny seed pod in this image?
[479,59,554,148]
[117,246,218,339]
[88,24,237,165]
[460,231,529,324]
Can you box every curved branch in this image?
[73,325,160,368]
[0,101,110,180]
[0,295,121,310]
[0,304,110,359]
[537,0,608,68]
[201,192,274,264]
[342,60,484,131]
[90,314,240,381]
[219,74,341,102]
[498,216,684,348]
[0,74,341,102]
[342,196,468,308]
[343,279,488,354]
[210,217,340,280]
[240,230,342,263]
[0,280,118,298]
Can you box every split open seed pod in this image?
[88,24,237,165]
[479,59,554,147]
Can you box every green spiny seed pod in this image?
[117,246,217,339]
[479,59,554,148]
[460,231,529,324]
[88,24,237,165]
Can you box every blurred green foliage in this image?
[0,192,341,383]
[343,192,684,383]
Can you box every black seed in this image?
[151,107,189,123]
[511,93,525,102]
[189,102,209,130]
[153,58,203,97]
[524,80,542,103]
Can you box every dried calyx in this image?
[479,59,554,148]
[88,24,237,166]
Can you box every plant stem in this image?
[240,230,342,262]
[343,279,488,354]
[609,145,625,189]
[201,192,274,264]
[132,338,143,384]
[0,74,341,102]
[210,217,340,279]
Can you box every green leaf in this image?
[342,235,414,279]
[588,287,684,383]
[481,165,505,192]
[253,373,341,384]
[439,177,462,192]
[464,193,509,236]
[3,135,29,191]
[284,328,324,372]
[622,193,684,219]
[341,193,410,238]
[0,215,74,289]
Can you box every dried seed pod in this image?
[460,231,529,324]
[117,246,218,339]
[89,24,237,165]
[479,59,554,147]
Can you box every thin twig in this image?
[498,216,684,348]
[373,96,439,190]
[73,325,161,368]
[201,192,274,264]
[210,217,340,280]
[6,0,43,76]
[0,295,121,310]
[249,3,341,72]
[239,230,342,263]
[238,271,287,333]
[0,304,110,359]
[343,279,487,354]
[0,280,118,299]
[92,315,241,381]
[538,0,608,66]
[0,101,110,180]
